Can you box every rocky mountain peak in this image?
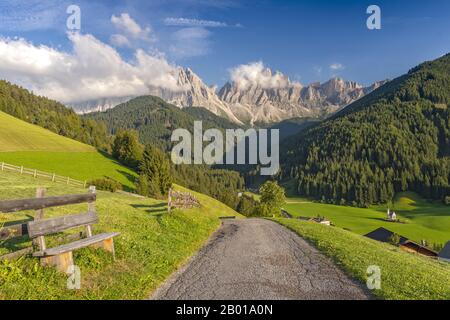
[70,65,389,125]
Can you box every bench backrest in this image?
[0,193,96,213]
[27,211,98,239]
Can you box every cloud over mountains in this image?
[0,33,181,103]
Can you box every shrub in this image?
[237,195,258,217]
[388,233,401,246]
[88,178,122,192]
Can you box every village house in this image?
[297,216,331,226]
[364,227,438,258]
[386,209,397,221]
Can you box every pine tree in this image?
[137,145,173,198]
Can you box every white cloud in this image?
[169,27,212,59]
[164,17,228,28]
[0,33,182,104]
[111,13,155,42]
[330,63,345,71]
[229,61,293,90]
[110,34,131,48]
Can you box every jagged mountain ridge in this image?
[71,66,388,124]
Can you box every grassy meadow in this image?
[0,111,137,190]
[273,218,450,300]
[283,192,450,245]
[0,170,240,299]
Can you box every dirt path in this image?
[151,219,370,300]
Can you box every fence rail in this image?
[0,161,87,188]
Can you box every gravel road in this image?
[151,219,371,300]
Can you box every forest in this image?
[281,54,450,207]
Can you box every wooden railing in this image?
[167,188,200,213]
[0,161,87,188]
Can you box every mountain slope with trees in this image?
[0,80,110,150]
[85,95,243,152]
[281,54,450,207]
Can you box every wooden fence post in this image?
[168,188,172,214]
[34,170,37,178]
[52,173,55,182]
[33,187,47,250]
[1,162,4,171]
[86,186,96,237]
[20,166,23,174]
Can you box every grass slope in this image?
[0,111,136,189]
[0,170,240,299]
[284,192,450,245]
[0,111,94,152]
[273,218,450,300]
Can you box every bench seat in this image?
[33,232,120,257]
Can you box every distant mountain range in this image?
[70,66,388,124]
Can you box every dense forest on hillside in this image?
[173,164,245,208]
[0,80,110,150]
[85,96,243,152]
[281,54,450,207]
[87,96,246,206]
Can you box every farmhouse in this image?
[400,240,438,257]
[364,227,438,257]
[364,227,408,244]
[297,216,331,226]
[438,242,450,262]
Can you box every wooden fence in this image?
[0,161,87,188]
[167,188,200,213]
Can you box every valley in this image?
[284,192,450,245]
[0,13,449,301]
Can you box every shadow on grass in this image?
[131,202,167,215]
[96,150,138,193]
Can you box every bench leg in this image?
[91,238,116,260]
[41,251,74,274]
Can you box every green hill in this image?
[0,111,94,152]
[0,111,136,189]
[0,80,110,150]
[85,95,243,152]
[281,54,450,206]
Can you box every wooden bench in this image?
[0,187,120,273]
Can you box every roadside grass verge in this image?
[273,218,450,300]
[0,171,240,299]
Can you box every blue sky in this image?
[0,0,449,103]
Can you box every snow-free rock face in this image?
[156,68,242,123]
[217,73,387,124]
[70,66,388,125]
